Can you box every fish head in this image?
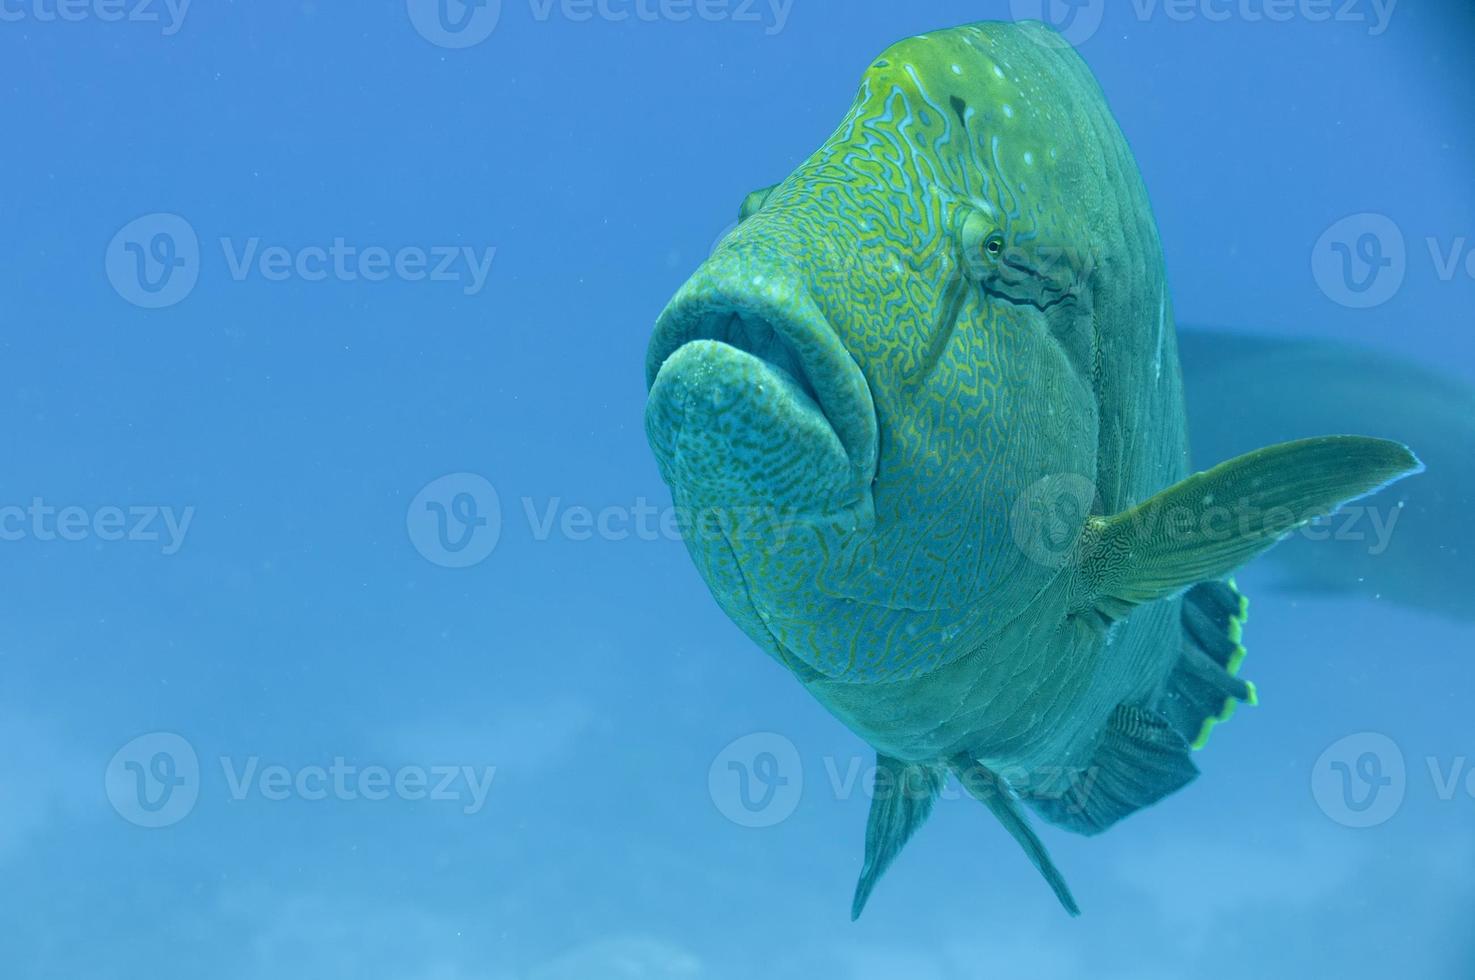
[645,23,1130,680]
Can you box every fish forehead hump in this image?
[853,22,1113,180]
[849,22,1182,502]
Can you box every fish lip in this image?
[645,281,879,488]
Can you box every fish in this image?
[1179,328,1475,623]
[642,20,1422,919]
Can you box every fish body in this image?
[644,21,1421,917]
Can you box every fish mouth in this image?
[645,277,878,509]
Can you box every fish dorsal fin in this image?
[1070,436,1421,622]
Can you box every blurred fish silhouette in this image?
[1180,328,1473,623]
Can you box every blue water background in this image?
[1,2,1472,977]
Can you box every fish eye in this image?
[957,209,1007,283]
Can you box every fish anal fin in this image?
[1029,705,1199,836]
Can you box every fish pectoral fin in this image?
[851,755,947,921]
[1071,436,1422,621]
[1028,704,1199,836]
[950,756,1081,917]
[739,183,780,222]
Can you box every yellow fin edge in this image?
[1191,579,1256,751]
